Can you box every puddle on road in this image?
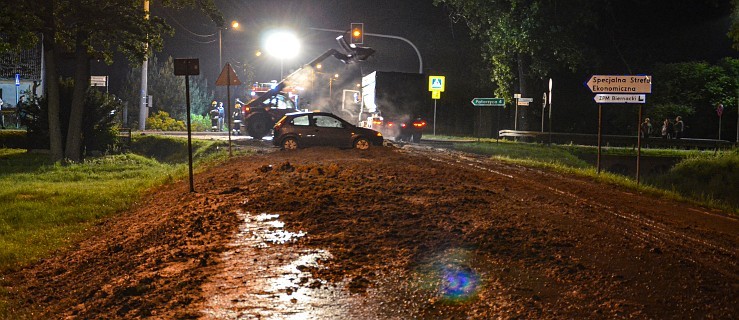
[200,210,365,319]
[199,211,494,319]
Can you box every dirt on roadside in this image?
[3,145,737,319]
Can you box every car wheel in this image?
[282,137,299,150]
[412,133,422,143]
[354,137,371,150]
[247,113,272,139]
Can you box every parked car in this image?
[273,112,384,150]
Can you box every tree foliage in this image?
[434,0,598,99]
[0,0,221,163]
[649,59,738,138]
[21,79,121,154]
[730,0,739,50]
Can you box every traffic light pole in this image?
[310,28,423,74]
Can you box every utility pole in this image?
[138,0,149,131]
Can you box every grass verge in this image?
[449,140,738,213]
[0,136,235,273]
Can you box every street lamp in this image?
[263,30,301,80]
[218,20,241,73]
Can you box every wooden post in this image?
[597,104,602,174]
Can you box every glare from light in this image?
[231,20,240,29]
[255,50,262,57]
[263,30,301,59]
[333,73,339,78]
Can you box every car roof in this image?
[285,111,336,117]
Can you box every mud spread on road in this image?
[3,145,737,319]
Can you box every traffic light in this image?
[350,23,363,45]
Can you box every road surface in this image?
[5,144,737,319]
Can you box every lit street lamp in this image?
[263,30,300,80]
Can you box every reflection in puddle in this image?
[238,213,307,247]
[201,210,360,319]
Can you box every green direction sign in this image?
[471,98,505,107]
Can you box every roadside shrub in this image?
[652,149,739,208]
[189,114,210,132]
[129,135,224,163]
[146,111,186,131]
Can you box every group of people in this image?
[641,116,684,139]
[208,100,244,133]
[0,95,26,129]
[208,100,225,132]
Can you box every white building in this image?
[0,43,42,108]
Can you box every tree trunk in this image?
[64,31,90,162]
[42,0,63,162]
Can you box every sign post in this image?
[717,103,724,140]
[174,58,200,193]
[541,92,547,133]
[586,75,652,181]
[428,75,445,136]
[216,63,242,156]
[15,74,19,108]
[471,98,505,142]
[548,78,553,145]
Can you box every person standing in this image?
[217,102,225,132]
[640,118,652,139]
[661,119,670,139]
[674,116,684,139]
[209,101,219,132]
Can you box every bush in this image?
[189,114,210,132]
[146,111,186,131]
[651,149,739,208]
[129,134,225,163]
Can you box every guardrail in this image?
[498,130,734,150]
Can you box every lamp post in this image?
[218,20,240,75]
[329,73,339,108]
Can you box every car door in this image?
[311,114,352,148]
[287,114,315,146]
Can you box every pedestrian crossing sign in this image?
[428,75,445,92]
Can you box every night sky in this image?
[90,0,736,136]
[151,0,478,87]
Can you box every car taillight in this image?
[401,123,407,128]
[387,122,394,127]
[413,121,426,128]
[244,106,251,113]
